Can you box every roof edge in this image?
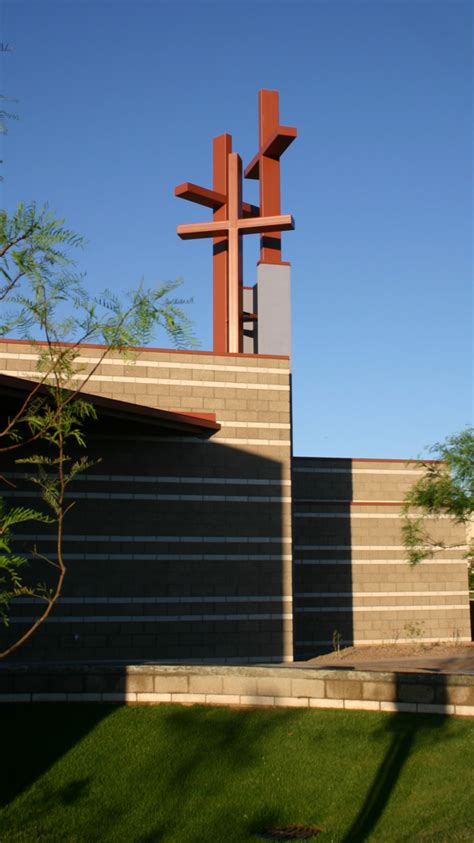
[0,338,289,362]
[0,373,220,435]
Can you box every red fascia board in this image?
[296,499,406,506]
[0,373,220,434]
[293,455,441,465]
[350,501,404,506]
[351,457,441,464]
[0,338,289,361]
[88,395,220,433]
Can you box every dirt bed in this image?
[301,641,474,674]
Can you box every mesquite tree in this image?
[0,202,195,658]
[402,427,474,571]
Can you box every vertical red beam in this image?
[237,160,244,353]
[213,133,232,353]
[227,152,243,353]
[259,90,282,265]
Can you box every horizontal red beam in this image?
[265,125,297,159]
[244,152,259,181]
[175,183,225,210]
[242,202,259,218]
[238,214,295,235]
[175,182,259,218]
[177,214,294,240]
[244,126,298,179]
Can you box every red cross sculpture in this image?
[175,90,296,354]
[175,134,259,354]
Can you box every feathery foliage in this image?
[0,202,196,656]
[0,94,18,136]
[0,499,52,625]
[0,94,18,178]
[402,427,474,567]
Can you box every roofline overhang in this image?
[0,373,221,436]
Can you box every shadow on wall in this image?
[1,397,290,666]
[292,457,354,659]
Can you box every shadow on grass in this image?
[55,777,91,805]
[1,703,299,842]
[7,776,93,835]
[342,673,450,842]
[2,688,462,842]
[0,703,116,809]
[164,704,294,784]
[135,831,167,843]
[154,705,297,841]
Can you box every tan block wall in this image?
[0,341,293,663]
[3,341,470,665]
[2,663,474,718]
[293,456,471,657]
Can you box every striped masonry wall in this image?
[293,456,472,658]
[1,341,471,668]
[0,341,293,663]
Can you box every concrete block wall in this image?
[2,341,471,667]
[1,663,473,718]
[0,340,293,664]
[293,456,471,658]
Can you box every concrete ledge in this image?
[1,662,473,717]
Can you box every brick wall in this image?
[0,341,293,663]
[293,456,471,657]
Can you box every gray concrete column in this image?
[256,263,291,357]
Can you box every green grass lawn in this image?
[1,704,473,842]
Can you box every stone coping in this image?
[2,660,474,682]
[1,662,473,717]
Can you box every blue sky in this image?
[1,0,472,458]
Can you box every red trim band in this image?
[0,338,289,361]
[294,456,440,465]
